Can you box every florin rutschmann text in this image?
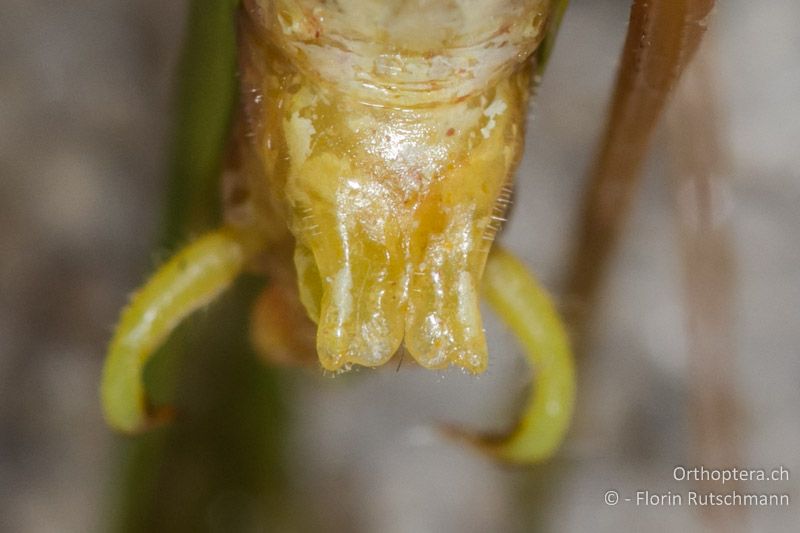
[603,466,791,508]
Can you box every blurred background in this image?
[1,0,798,531]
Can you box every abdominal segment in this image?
[241,1,538,372]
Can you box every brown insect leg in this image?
[563,0,716,344]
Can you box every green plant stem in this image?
[161,0,241,244]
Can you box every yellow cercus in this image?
[102,0,574,464]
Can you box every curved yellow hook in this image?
[456,246,575,463]
[101,234,575,457]
[101,227,257,433]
